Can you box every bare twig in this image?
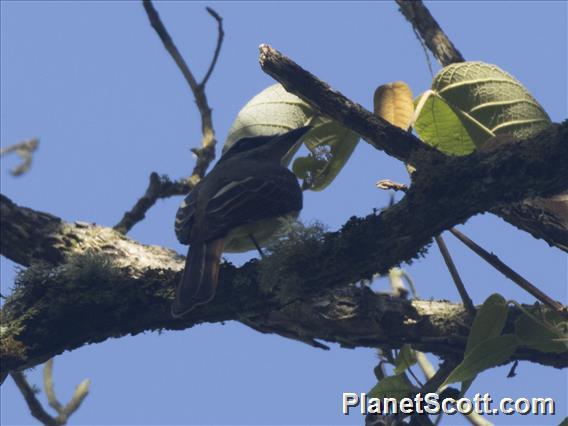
[114,173,193,234]
[11,371,58,426]
[143,0,218,178]
[449,227,564,312]
[12,358,90,425]
[122,1,224,235]
[201,7,224,87]
[44,359,63,413]
[435,235,476,316]
[376,179,408,192]
[395,0,465,66]
[0,138,39,176]
[376,179,536,317]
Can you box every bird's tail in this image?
[172,238,225,318]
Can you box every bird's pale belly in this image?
[223,211,300,253]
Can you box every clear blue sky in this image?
[1,1,566,425]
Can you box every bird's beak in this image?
[271,126,312,161]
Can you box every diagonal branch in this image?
[113,173,192,234]
[259,45,438,167]
[449,228,564,312]
[395,0,465,66]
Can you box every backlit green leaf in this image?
[224,83,359,191]
[415,62,551,155]
[393,344,417,375]
[465,293,508,354]
[441,334,519,387]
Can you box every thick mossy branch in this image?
[1,193,567,378]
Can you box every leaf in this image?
[414,90,489,155]
[441,334,519,387]
[293,117,360,191]
[368,375,416,400]
[465,293,509,354]
[414,62,551,155]
[224,83,359,191]
[374,81,414,130]
[393,344,417,375]
[515,309,568,354]
[452,294,508,395]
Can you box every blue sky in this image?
[1,1,566,425]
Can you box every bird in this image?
[172,126,311,317]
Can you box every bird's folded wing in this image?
[198,172,302,241]
[175,180,201,245]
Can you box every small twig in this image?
[120,2,224,235]
[143,0,218,179]
[395,0,465,67]
[507,360,519,378]
[44,359,63,413]
[376,179,408,192]
[0,138,39,176]
[435,235,476,316]
[201,7,224,87]
[450,227,563,312]
[114,172,193,234]
[13,358,91,426]
[11,371,58,426]
[248,234,266,258]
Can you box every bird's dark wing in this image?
[195,170,302,242]
[175,180,202,245]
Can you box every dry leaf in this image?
[373,81,414,130]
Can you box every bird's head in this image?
[220,126,312,164]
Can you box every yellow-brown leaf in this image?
[373,81,414,130]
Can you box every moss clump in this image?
[258,221,327,298]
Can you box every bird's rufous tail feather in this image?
[172,238,224,317]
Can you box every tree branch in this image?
[11,371,58,426]
[395,0,465,66]
[115,2,225,235]
[2,128,567,380]
[113,173,192,234]
[393,0,568,252]
[142,0,217,179]
[2,37,567,380]
[201,7,224,87]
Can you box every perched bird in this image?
[173,126,311,317]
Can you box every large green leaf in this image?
[224,83,359,191]
[393,344,418,375]
[441,334,519,387]
[459,293,508,395]
[465,294,508,354]
[414,62,551,155]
